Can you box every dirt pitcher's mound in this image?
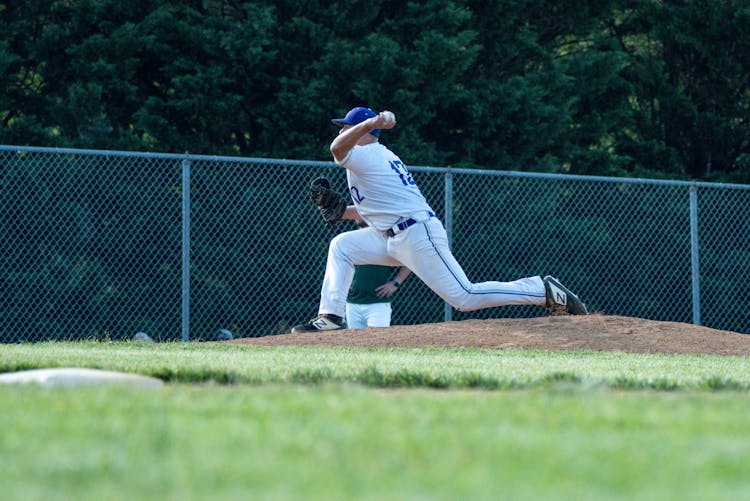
[230,314,750,356]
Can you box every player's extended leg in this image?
[388,218,545,310]
[389,218,586,314]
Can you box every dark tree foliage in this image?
[1,0,749,182]
[610,0,750,182]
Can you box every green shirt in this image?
[347,265,396,304]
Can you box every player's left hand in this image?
[310,177,347,226]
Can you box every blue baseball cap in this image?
[331,107,380,137]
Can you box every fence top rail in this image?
[0,144,335,168]
[3,144,749,191]
[410,165,750,190]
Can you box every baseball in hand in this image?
[381,111,396,125]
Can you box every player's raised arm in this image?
[330,108,396,163]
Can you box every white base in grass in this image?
[0,368,164,388]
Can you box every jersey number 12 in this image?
[390,160,416,186]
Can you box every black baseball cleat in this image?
[543,276,589,315]
[291,314,345,333]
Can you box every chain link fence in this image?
[1,145,748,342]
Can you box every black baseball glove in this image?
[310,177,347,226]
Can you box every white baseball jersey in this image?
[339,143,433,231]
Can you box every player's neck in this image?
[357,135,378,146]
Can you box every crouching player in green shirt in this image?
[346,265,411,328]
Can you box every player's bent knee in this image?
[329,233,349,258]
[330,232,346,249]
[446,293,475,312]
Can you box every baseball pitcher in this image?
[293,107,587,333]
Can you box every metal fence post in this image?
[444,168,453,322]
[689,184,701,326]
[181,156,191,341]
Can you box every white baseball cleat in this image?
[543,276,589,315]
[291,314,345,333]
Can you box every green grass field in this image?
[2,342,750,500]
